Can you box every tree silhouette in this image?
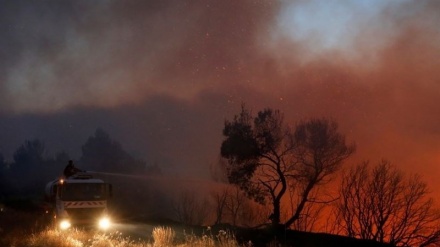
[284,118,355,227]
[0,152,9,196]
[210,185,270,227]
[80,128,145,173]
[221,106,354,228]
[12,139,45,174]
[0,152,6,173]
[0,140,71,199]
[211,187,229,225]
[172,190,210,225]
[224,185,247,227]
[336,160,440,246]
[7,139,53,196]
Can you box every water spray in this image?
[84,170,218,185]
[85,171,156,180]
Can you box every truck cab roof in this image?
[64,173,105,184]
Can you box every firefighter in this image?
[63,160,83,178]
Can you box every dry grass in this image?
[3,226,242,247]
[151,226,241,247]
[28,228,87,247]
[152,226,175,246]
[177,228,240,247]
[25,228,148,247]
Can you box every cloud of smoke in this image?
[1,0,440,187]
[0,0,279,113]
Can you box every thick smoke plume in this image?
[0,1,439,188]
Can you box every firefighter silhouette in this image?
[64,160,83,178]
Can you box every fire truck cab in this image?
[45,173,112,230]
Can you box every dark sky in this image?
[1,1,440,185]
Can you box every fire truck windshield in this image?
[61,183,108,201]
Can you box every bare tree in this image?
[221,106,355,229]
[225,186,247,226]
[288,185,329,232]
[211,185,271,227]
[210,186,230,225]
[239,198,272,227]
[336,160,440,246]
[172,190,210,225]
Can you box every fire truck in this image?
[45,173,112,230]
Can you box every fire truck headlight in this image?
[98,217,111,230]
[59,219,71,230]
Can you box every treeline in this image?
[0,128,160,200]
[2,106,440,246]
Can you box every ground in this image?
[0,203,394,247]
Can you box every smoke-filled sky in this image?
[1,1,439,187]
